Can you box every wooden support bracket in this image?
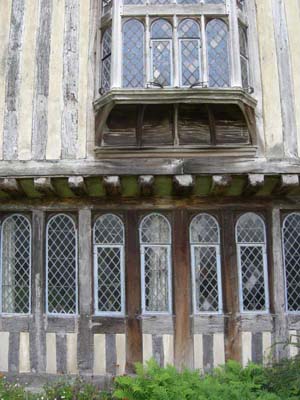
[34,177,56,196]
[244,174,265,196]
[0,178,22,197]
[103,176,121,197]
[68,176,87,196]
[173,175,195,196]
[274,174,299,196]
[210,175,232,196]
[138,175,154,197]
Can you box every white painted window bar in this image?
[282,213,300,313]
[46,214,78,316]
[93,214,125,316]
[140,213,172,315]
[236,213,270,314]
[100,0,248,92]
[190,213,222,314]
[0,214,31,314]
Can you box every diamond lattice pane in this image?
[178,19,200,38]
[101,27,112,93]
[102,0,112,15]
[1,215,31,314]
[47,215,77,314]
[94,214,124,245]
[150,0,171,4]
[97,247,123,313]
[180,39,201,86]
[140,214,171,244]
[124,0,144,4]
[151,19,172,39]
[152,40,172,86]
[193,246,220,312]
[237,213,265,244]
[240,245,266,312]
[190,214,219,244]
[143,246,170,312]
[283,213,300,311]
[206,19,230,87]
[123,19,145,88]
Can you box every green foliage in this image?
[0,376,37,400]
[113,359,285,400]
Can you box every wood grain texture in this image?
[61,0,79,159]
[3,0,25,160]
[46,0,65,160]
[18,0,38,160]
[173,210,193,369]
[0,0,13,160]
[32,0,53,160]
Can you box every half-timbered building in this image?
[0,0,300,385]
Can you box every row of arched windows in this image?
[102,18,230,91]
[1,212,299,315]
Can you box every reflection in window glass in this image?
[101,27,112,93]
[206,19,230,87]
[151,20,173,86]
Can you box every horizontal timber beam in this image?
[0,174,299,200]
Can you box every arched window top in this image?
[178,19,200,39]
[1,214,31,234]
[47,213,76,232]
[102,27,112,58]
[236,213,266,244]
[123,18,144,31]
[94,214,124,245]
[190,213,220,244]
[140,213,171,244]
[151,19,172,39]
[283,212,300,232]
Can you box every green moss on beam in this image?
[52,178,75,198]
[154,176,173,197]
[256,176,280,197]
[193,176,212,196]
[18,179,42,199]
[121,176,140,197]
[226,176,247,197]
[85,177,105,197]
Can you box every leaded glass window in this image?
[205,0,225,3]
[190,214,222,314]
[236,213,269,313]
[282,213,300,312]
[101,27,112,93]
[123,19,145,88]
[151,19,173,86]
[178,19,201,87]
[239,24,249,88]
[0,215,31,314]
[206,19,230,87]
[46,214,78,315]
[94,214,125,315]
[140,213,172,314]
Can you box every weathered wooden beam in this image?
[18,179,42,199]
[210,175,232,196]
[0,178,23,197]
[173,175,194,196]
[138,175,154,197]
[68,176,87,196]
[274,174,299,196]
[103,176,121,197]
[244,174,265,196]
[34,177,56,196]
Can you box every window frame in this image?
[282,212,300,314]
[189,213,223,315]
[235,213,270,315]
[0,213,32,316]
[139,213,172,315]
[46,213,79,317]
[101,26,112,93]
[93,213,126,317]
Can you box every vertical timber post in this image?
[271,207,289,360]
[222,211,241,362]
[173,209,193,369]
[78,208,93,373]
[31,210,46,373]
[125,210,143,373]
